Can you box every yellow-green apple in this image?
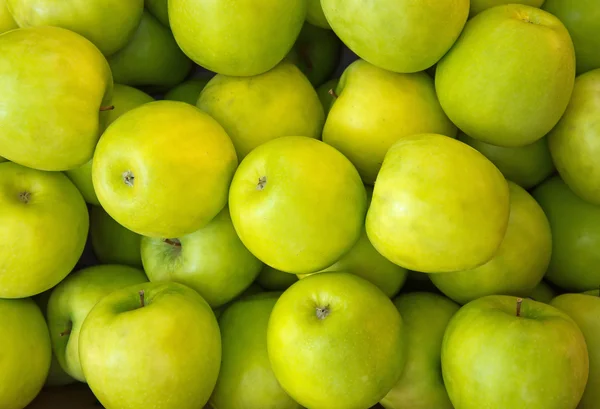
[141,207,263,308]
[47,265,148,382]
[307,0,330,29]
[0,162,89,298]
[210,292,301,409]
[533,176,600,291]
[145,0,168,27]
[317,78,338,115]
[6,0,143,56]
[79,281,221,409]
[229,136,366,274]
[108,11,192,89]
[548,69,600,205]
[470,0,544,17]
[381,292,459,409]
[442,295,589,409]
[0,0,16,33]
[0,26,113,171]
[164,78,211,105]
[323,60,457,184]
[366,134,510,273]
[90,206,143,267]
[436,4,575,147]
[92,100,238,238]
[529,280,556,304]
[257,266,298,291]
[321,0,468,73]
[267,272,406,409]
[430,182,551,304]
[197,61,324,160]
[169,0,306,76]
[0,298,51,409]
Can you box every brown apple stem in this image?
[299,45,313,71]
[164,238,181,247]
[99,105,115,112]
[139,290,145,308]
[516,298,523,317]
[328,89,338,99]
[60,328,71,337]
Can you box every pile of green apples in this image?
[1,0,600,408]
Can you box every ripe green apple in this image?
[197,62,324,160]
[141,207,263,308]
[321,0,469,73]
[92,100,238,238]
[0,162,89,298]
[323,60,457,184]
[79,281,221,409]
[470,0,544,17]
[317,78,338,115]
[145,0,168,27]
[307,0,330,29]
[436,4,575,147]
[442,295,589,409]
[210,292,301,409]
[381,292,459,409]
[0,26,113,171]
[0,0,16,33]
[430,182,551,304]
[169,0,306,76]
[366,134,510,273]
[6,0,143,56]
[548,69,600,205]
[257,266,298,291]
[267,272,406,409]
[108,11,192,89]
[229,136,366,274]
[164,78,211,105]
[0,298,51,409]
[529,280,556,304]
[543,0,600,74]
[47,265,148,382]
[532,176,600,291]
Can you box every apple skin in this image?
[0,162,89,298]
[164,78,211,105]
[141,207,263,308]
[92,100,238,238]
[212,282,264,320]
[197,62,324,160]
[470,0,544,17]
[79,281,221,409]
[145,0,168,27]
[169,0,306,77]
[267,272,406,409]
[210,292,302,409]
[257,266,298,291]
[436,4,576,147]
[381,292,459,409]
[0,26,113,171]
[366,134,510,273]
[317,78,338,115]
[529,280,556,304]
[0,0,17,33]
[442,295,589,409]
[548,69,600,205]
[229,136,367,274]
[0,298,51,409]
[430,182,551,304]
[323,60,457,184]
[307,0,330,29]
[532,176,600,291]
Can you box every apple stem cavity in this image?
[257,176,267,191]
[99,105,115,112]
[18,191,31,204]
[139,290,145,308]
[316,306,330,320]
[164,238,181,247]
[516,298,523,317]
[328,89,339,99]
[122,170,135,187]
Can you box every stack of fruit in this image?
[1,0,599,408]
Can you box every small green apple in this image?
[197,61,324,160]
[529,280,556,304]
[164,78,211,105]
[470,0,544,17]
[436,4,575,147]
[442,295,589,409]
[256,266,298,291]
[307,0,330,29]
[145,0,168,27]
[267,272,406,409]
[366,134,510,273]
[92,100,238,238]
[79,281,221,409]
[317,78,338,115]
[0,0,16,33]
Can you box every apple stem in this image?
[99,105,115,112]
[60,328,71,337]
[328,89,338,99]
[139,290,145,308]
[516,298,523,317]
[299,45,313,71]
[164,238,181,247]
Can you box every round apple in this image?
[529,281,556,304]
[469,0,544,17]
[145,0,168,27]
[256,266,298,291]
[164,78,211,105]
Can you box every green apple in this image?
[268,272,405,409]
[543,0,600,74]
[430,182,551,304]
[212,282,264,320]
[458,133,554,189]
[0,0,16,33]
[164,78,211,105]
[533,176,600,291]
[548,69,600,205]
[470,0,544,17]
[584,288,600,297]
[141,207,263,308]
[210,292,301,409]
[323,60,457,184]
[366,134,510,273]
[257,266,298,291]
[6,0,143,56]
[145,0,168,27]
[108,11,192,89]
[197,61,324,160]
[0,26,113,171]
[321,0,468,73]
[529,280,556,304]
[92,100,238,238]
[317,78,338,115]
[169,0,306,76]
[0,298,51,409]
[381,292,459,409]
[307,0,330,29]
[0,156,7,163]
[443,295,589,409]
[47,265,148,382]
[0,162,89,298]
[436,5,575,147]
[79,281,221,409]
[229,136,366,274]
